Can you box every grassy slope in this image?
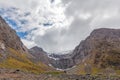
[0,48,59,74]
[67,48,120,75]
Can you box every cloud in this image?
[21,39,37,49]
[62,0,120,29]
[1,0,120,53]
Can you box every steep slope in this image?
[0,16,54,74]
[0,16,28,54]
[67,28,120,75]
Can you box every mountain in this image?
[0,16,55,74]
[67,28,120,75]
[28,28,120,75]
[46,28,120,75]
[29,46,74,69]
[72,28,120,68]
[29,46,50,65]
[0,16,28,54]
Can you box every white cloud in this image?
[0,0,67,32]
[21,39,37,49]
[1,0,120,53]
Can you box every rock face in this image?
[29,46,50,65]
[0,16,28,54]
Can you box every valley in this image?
[0,16,120,80]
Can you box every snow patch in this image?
[48,64,53,67]
[56,68,64,71]
[48,55,60,60]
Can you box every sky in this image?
[0,0,120,53]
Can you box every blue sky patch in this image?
[4,17,28,38]
[4,17,18,29]
[17,32,28,39]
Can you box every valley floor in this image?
[0,69,119,80]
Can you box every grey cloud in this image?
[62,0,120,29]
[62,0,120,15]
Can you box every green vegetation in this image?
[45,71,64,75]
[100,49,120,70]
[0,48,56,74]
